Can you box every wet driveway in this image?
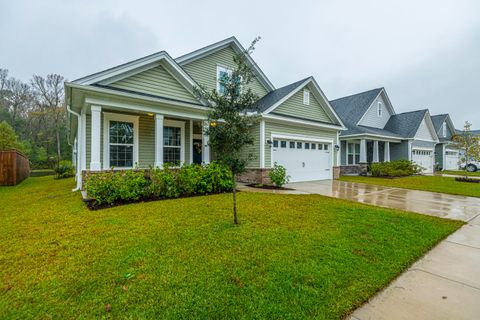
[286,180,480,222]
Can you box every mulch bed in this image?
[247,184,295,190]
[455,177,480,183]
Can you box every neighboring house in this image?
[431,114,460,170]
[330,88,439,173]
[66,36,346,189]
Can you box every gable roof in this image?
[431,114,456,141]
[254,77,345,128]
[384,109,438,141]
[68,51,204,105]
[175,36,275,92]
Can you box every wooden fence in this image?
[0,150,30,186]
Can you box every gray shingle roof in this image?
[431,114,448,133]
[384,109,428,138]
[254,77,309,112]
[329,88,403,137]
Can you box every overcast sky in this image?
[1,0,479,128]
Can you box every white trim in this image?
[413,138,437,142]
[216,65,232,94]
[81,110,86,171]
[260,120,265,168]
[69,83,208,110]
[340,133,402,142]
[163,119,186,166]
[102,112,140,170]
[262,113,343,131]
[189,120,193,164]
[336,131,341,166]
[359,139,367,163]
[373,140,379,163]
[408,141,413,161]
[90,105,102,171]
[412,147,435,151]
[175,36,275,92]
[155,114,164,168]
[384,141,390,162]
[84,97,208,120]
[262,79,311,114]
[270,133,334,144]
[202,121,210,164]
[303,89,310,105]
[377,102,382,117]
[355,89,396,126]
[346,142,361,165]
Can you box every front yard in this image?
[339,175,480,198]
[0,177,462,319]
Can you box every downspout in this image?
[66,105,82,191]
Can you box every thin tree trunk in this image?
[232,174,238,224]
[56,129,61,160]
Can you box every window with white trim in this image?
[216,66,233,95]
[303,89,310,105]
[377,102,382,117]
[109,121,134,168]
[347,143,360,165]
[443,122,447,138]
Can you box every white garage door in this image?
[272,138,332,182]
[445,150,460,170]
[412,149,434,173]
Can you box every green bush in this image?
[85,162,233,207]
[269,163,290,187]
[369,159,421,177]
[54,160,75,179]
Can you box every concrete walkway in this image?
[240,180,480,319]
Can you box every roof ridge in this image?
[394,109,428,116]
[329,87,383,102]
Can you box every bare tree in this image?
[5,78,33,131]
[31,74,65,160]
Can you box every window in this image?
[305,142,310,149]
[280,141,287,148]
[311,143,316,150]
[273,140,279,148]
[297,142,303,149]
[289,141,295,148]
[109,121,134,168]
[318,144,323,150]
[347,143,360,165]
[216,66,232,95]
[377,102,382,117]
[303,89,310,105]
[163,126,182,164]
[443,122,447,138]
[324,144,329,151]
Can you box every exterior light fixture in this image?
[147,113,154,116]
[266,139,273,145]
[334,144,340,152]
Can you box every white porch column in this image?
[373,140,379,163]
[90,105,102,171]
[384,141,390,162]
[359,139,367,163]
[408,141,413,161]
[155,114,164,168]
[202,121,210,164]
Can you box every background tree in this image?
[453,121,480,174]
[0,121,23,151]
[194,38,261,224]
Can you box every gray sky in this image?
[1,0,479,128]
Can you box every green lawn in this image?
[340,175,480,197]
[440,170,480,177]
[0,177,462,319]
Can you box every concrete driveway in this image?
[284,180,480,320]
[287,180,480,221]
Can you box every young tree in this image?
[195,38,261,224]
[453,121,480,175]
[0,121,21,151]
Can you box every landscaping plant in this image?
[369,159,421,177]
[193,38,262,224]
[54,160,75,179]
[269,163,290,187]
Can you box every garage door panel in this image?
[272,139,332,182]
[445,150,460,170]
[412,149,434,173]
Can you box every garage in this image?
[445,150,460,170]
[272,138,332,182]
[412,149,434,173]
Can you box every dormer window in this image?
[377,102,382,117]
[216,66,232,95]
[303,89,310,105]
[443,121,447,137]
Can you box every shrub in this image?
[269,163,290,187]
[369,159,421,177]
[84,171,122,205]
[149,165,181,199]
[200,162,234,194]
[54,160,75,179]
[117,170,148,201]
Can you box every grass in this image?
[0,177,462,319]
[340,175,480,197]
[440,170,480,177]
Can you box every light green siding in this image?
[264,121,339,168]
[110,65,199,104]
[182,46,269,98]
[272,84,332,123]
[244,123,261,168]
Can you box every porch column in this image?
[384,141,390,162]
[155,114,164,168]
[90,105,102,171]
[202,121,210,164]
[359,139,367,163]
[373,140,379,163]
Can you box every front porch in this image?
[339,138,400,175]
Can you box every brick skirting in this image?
[236,169,272,184]
[340,164,368,176]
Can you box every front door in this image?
[193,139,202,164]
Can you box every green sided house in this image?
[66,37,346,189]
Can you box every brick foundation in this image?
[333,166,340,180]
[236,168,272,184]
[339,164,368,176]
